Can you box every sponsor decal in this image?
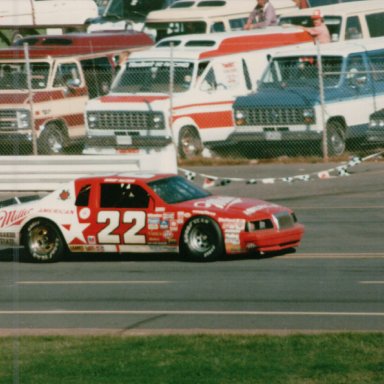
[244,204,277,216]
[38,208,74,215]
[194,196,239,209]
[59,190,70,201]
[0,208,33,229]
[79,207,91,220]
[87,235,96,245]
[160,220,169,229]
[191,210,216,216]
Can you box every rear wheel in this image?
[178,126,203,159]
[22,219,65,263]
[181,217,224,262]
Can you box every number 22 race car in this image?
[0,173,304,262]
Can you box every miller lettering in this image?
[0,208,33,229]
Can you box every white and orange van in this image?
[84,27,313,159]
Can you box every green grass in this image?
[1,334,384,383]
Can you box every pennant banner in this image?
[179,151,383,189]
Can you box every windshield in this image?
[145,21,207,41]
[279,16,341,41]
[112,60,195,93]
[260,56,343,90]
[148,176,211,204]
[0,62,50,90]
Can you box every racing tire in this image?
[21,219,66,263]
[178,126,203,159]
[38,125,67,155]
[180,217,224,262]
[323,121,346,157]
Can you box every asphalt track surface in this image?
[1,160,384,335]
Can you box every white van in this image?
[84,27,313,159]
[0,0,98,45]
[144,0,296,41]
[279,0,384,42]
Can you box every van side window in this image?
[211,22,225,32]
[367,51,384,81]
[346,55,366,87]
[80,57,114,99]
[200,67,216,91]
[345,16,362,40]
[366,12,384,38]
[53,63,80,88]
[229,17,248,31]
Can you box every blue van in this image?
[230,38,384,156]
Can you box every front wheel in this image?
[178,126,203,159]
[323,122,346,157]
[180,217,224,262]
[38,125,67,155]
[21,219,65,263]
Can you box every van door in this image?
[195,57,249,143]
[343,54,375,140]
[51,61,88,140]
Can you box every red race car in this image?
[0,173,304,262]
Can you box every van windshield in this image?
[0,62,50,90]
[112,60,195,93]
[260,55,343,89]
[279,16,341,41]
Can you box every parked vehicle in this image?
[0,31,153,155]
[86,0,169,32]
[84,27,313,159]
[279,0,384,42]
[231,38,384,157]
[0,0,98,45]
[144,0,297,42]
[366,109,384,145]
[0,173,304,262]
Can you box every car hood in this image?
[178,196,286,218]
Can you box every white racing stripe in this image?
[17,281,170,285]
[359,281,384,284]
[1,310,384,316]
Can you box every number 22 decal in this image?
[97,211,146,244]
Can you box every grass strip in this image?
[1,333,384,384]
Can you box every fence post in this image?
[23,42,38,156]
[316,40,328,162]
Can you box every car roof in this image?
[281,0,384,18]
[269,36,384,58]
[75,173,177,185]
[129,27,312,61]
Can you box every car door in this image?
[92,182,150,250]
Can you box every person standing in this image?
[301,10,331,44]
[243,0,277,30]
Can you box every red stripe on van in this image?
[174,110,233,128]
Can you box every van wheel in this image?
[180,217,224,262]
[178,126,203,159]
[21,219,65,263]
[323,121,346,157]
[39,125,67,155]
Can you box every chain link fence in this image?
[1,41,384,162]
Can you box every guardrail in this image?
[0,155,166,191]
